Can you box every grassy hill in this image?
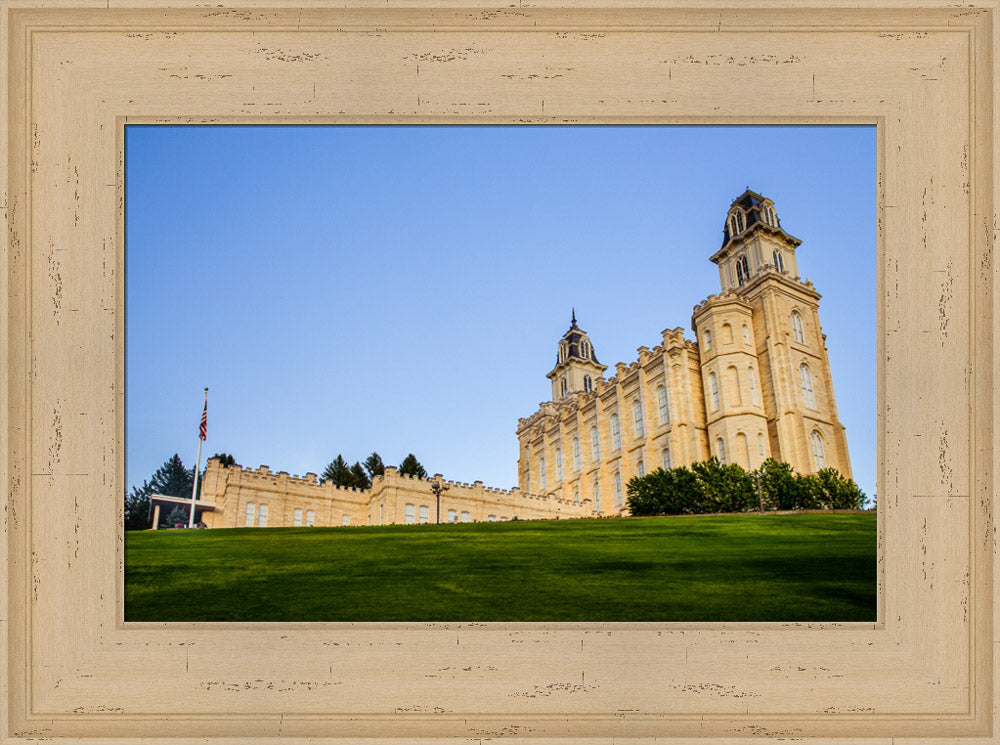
[124,512,876,622]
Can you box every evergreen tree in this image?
[165,505,189,527]
[398,453,427,478]
[124,480,153,531]
[321,454,355,486]
[149,453,195,497]
[210,452,237,467]
[363,452,385,479]
[350,462,371,490]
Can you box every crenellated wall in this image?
[199,460,595,529]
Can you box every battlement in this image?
[208,459,373,496]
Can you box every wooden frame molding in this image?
[2,2,997,742]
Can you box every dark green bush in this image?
[689,458,756,513]
[626,466,703,516]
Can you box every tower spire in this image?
[571,308,577,328]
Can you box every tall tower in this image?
[695,189,851,476]
[546,310,607,401]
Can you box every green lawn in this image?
[124,513,876,622]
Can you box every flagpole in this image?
[188,387,208,528]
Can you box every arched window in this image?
[763,204,778,226]
[418,505,429,523]
[460,511,471,523]
[811,430,826,469]
[555,448,563,481]
[800,363,816,408]
[791,311,805,344]
[404,503,415,524]
[735,254,750,286]
[614,471,623,506]
[447,509,457,523]
[258,503,269,527]
[729,365,742,404]
[244,502,256,527]
[748,366,758,405]
[539,456,547,489]
[757,433,766,460]
[573,437,581,470]
[611,413,622,450]
[558,341,568,363]
[662,447,672,470]
[729,210,745,235]
[580,340,590,359]
[636,459,644,477]
[657,385,670,424]
[560,377,568,398]
[632,398,644,438]
[593,482,602,513]
[703,328,713,351]
[293,508,302,526]
[591,425,600,460]
[716,437,727,464]
[742,324,750,345]
[709,371,720,410]
[772,250,785,272]
[583,375,593,393]
[305,510,314,527]
[737,432,749,468]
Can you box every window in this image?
[636,459,644,477]
[539,456,547,489]
[558,341,568,362]
[748,366,759,405]
[735,254,750,286]
[791,311,805,344]
[404,503,415,524]
[657,385,670,424]
[764,204,778,226]
[487,514,496,522]
[662,447,672,470]
[258,503,269,527]
[758,433,766,460]
[709,371,720,410]
[418,505,429,524]
[573,437,581,470]
[632,399,644,438]
[293,508,302,527]
[591,425,601,460]
[703,328,713,351]
[593,483,601,513]
[560,377,568,398]
[583,375,593,393]
[742,324,750,345]
[555,448,563,481]
[305,510,314,527]
[800,363,816,408]
[811,430,826,469]
[244,502,256,527]
[447,509,457,523]
[614,472,622,506]
[461,511,471,523]
[341,514,350,526]
[773,250,785,272]
[729,366,742,404]
[580,340,590,358]
[729,210,745,235]
[737,432,749,468]
[722,323,733,344]
[611,413,621,451]
[499,516,509,522]
[716,437,727,464]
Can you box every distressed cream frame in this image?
[2,1,997,742]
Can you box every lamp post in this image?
[430,478,449,524]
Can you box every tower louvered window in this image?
[800,363,816,408]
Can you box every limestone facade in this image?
[199,461,594,529]
[516,190,852,516]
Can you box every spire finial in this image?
[571,308,577,328]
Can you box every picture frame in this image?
[2,1,996,742]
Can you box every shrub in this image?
[814,468,867,509]
[689,458,756,513]
[626,466,703,516]
[758,458,803,510]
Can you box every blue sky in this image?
[125,124,876,500]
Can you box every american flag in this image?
[199,398,207,441]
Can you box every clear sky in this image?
[125,124,876,501]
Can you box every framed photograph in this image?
[2,1,996,742]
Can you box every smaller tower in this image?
[546,310,607,400]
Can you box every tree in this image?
[626,466,703,516]
[350,462,371,490]
[210,452,237,467]
[398,453,427,478]
[363,452,385,479]
[124,480,153,531]
[322,454,355,486]
[813,467,867,509]
[165,505,189,527]
[758,458,804,510]
[124,454,196,531]
[690,458,756,513]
